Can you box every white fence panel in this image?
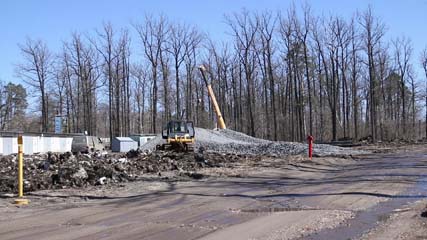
[0,137,4,155]
[0,135,74,155]
[23,136,41,155]
[58,138,72,152]
[3,137,17,155]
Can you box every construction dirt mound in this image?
[141,127,364,157]
[0,150,260,193]
[0,128,364,194]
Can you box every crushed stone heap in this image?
[141,127,363,157]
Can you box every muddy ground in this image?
[1,144,427,239]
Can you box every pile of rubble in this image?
[0,150,255,193]
[0,128,364,193]
[142,128,364,157]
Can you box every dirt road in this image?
[1,149,427,239]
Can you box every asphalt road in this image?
[1,149,427,239]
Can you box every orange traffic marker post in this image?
[307,135,314,160]
[14,135,29,205]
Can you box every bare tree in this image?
[226,9,259,136]
[134,15,168,133]
[349,17,361,140]
[16,38,52,132]
[63,33,102,135]
[168,23,188,117]
[298,4,313,137]
[420,47,427,138]
[257,11,278,140]
[392,36,412,138]
[92,22,116,140]
[183,27,203,122]
[131,64,149,133]
[359,6,386,142]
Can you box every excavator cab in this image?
[158,120,195,152]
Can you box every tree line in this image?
[13,5,427,142]
[0,81,27,131]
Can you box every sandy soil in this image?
[1,145,427,239]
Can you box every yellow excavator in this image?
[157,65,226,152]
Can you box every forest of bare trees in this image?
[11,5,427,143]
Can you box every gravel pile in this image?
[140,128,363,157]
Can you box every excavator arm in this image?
[198,65,227,129]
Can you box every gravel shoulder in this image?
[360,200,427,240]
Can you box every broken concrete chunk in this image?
[72,167,88,180]
[97,177,107,185]
[115,164,125,172]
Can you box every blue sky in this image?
[1,0,427,84]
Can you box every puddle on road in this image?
[301,176,427,240]
[240,207,317,213]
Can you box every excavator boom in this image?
[198,65,227,129]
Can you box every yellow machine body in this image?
[158,120,195,152]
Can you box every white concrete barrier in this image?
[0,136,73,155]
[23,136,41,155]
[3,137,18,155]
[58,138,72,152]
[0,137,4,155]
